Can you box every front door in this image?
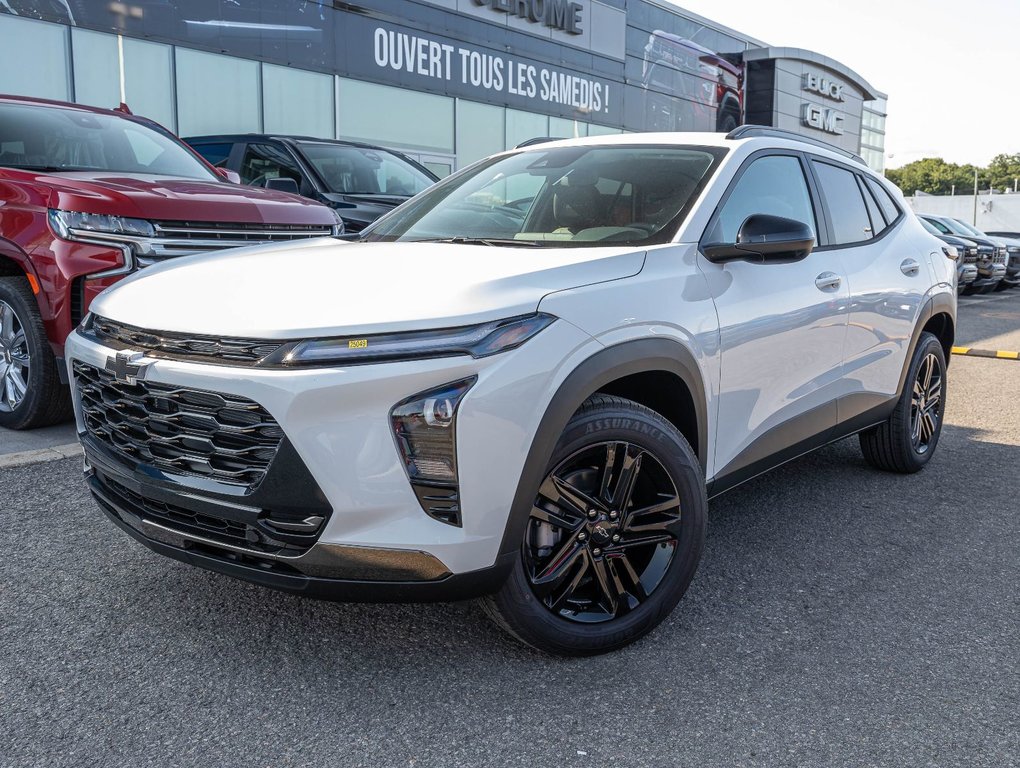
[699,152,849,487]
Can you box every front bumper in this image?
[87,450,512,602]
[66,318,597,597]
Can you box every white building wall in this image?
[906,193,1020,233]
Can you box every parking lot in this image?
[1,291,1018,768]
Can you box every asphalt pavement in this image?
[1,293,1018,768]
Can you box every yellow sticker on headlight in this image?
[348,339,368,349]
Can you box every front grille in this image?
[962,252,977,264]
[100,472,252,548]
[137,220,334,263]
[993,250,1007,265]
[74,361,283,486]
[91,316,284,366]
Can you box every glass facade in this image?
[0,4,885,174]
[176,49,262,137]
[861,96,888,173]
[0,15,69,101]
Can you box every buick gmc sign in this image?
[801,69,846,136]
[472,0,584,34]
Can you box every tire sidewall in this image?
[897,333,947,469]
[0,278,50,429]
[496,402,707,655]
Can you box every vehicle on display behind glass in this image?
[184,134,439,233]
[917,217,978,292]
[0,95,343,429]
[919,215,1007,293]
[67,128,956,655]
[642,30,743,133]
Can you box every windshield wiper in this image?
[412,236,542,247]
[2,164,98,173]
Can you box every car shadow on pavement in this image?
[105,420,1015,672]
[5,423,1018,766]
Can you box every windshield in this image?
[951,219,985,237]
[296,142,434,197]
[919,218,943,236]
[361,144,724,247]
[0,102,217,179]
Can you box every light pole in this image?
[973,168,979,226]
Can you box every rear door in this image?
[699,151,849,486]
[808,160,927,425]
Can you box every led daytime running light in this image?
[276,313,556,366]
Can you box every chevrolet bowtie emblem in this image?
[105,350,153,385]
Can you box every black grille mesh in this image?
[91,317,284,366]
[74,361,283,486]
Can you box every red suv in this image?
[0,95,342,429]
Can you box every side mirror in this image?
[703,214,815,264]
[264,176,301,196]
[214,167,241,184]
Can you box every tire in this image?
[0,276,72,430]
[717,112,739,134]
[859,332,946,474]
[482,395,707,656]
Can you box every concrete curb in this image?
[0,442,82,470]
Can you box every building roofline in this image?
[743,46,885,101]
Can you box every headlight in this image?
[271,313,556,366]
[48,209,155,241]
[391,377,476,526]
[967,246,978,256]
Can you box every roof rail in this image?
[515,136,567,149]
[726,125,866,166]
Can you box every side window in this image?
[240,143,303,188]
[707,154,816,244]
[858,175,887,235]
[864,176,901,224]
[812,161,873,245]
[190,142,233,168]
[924,217,952,235]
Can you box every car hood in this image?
[20,171,336,225]
[90,239,646,339]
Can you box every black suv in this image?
[185,135,438,232]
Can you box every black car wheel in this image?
[483,395,706,655]
[0,276,72,430]
[860,332,946,473]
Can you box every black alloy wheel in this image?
[483,395,707,655]
[524,441,681,623]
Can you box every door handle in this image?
[814,271,842,291]
[900,258,920,276]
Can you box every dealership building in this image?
[0,0,888,176]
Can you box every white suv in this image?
[66,128,956,655]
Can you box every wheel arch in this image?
[895,292,955,399]
[497,338,708,560]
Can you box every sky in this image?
[670,0,1020,169]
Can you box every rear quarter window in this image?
[812,161,872,246]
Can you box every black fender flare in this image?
[896,292,955,395]
[495,337,709,561]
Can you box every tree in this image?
[885,157,976,196]
[984,153,1020,192]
